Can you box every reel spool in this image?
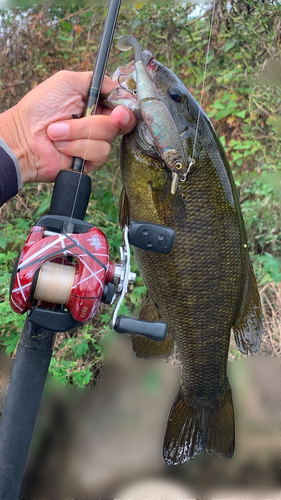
[33,261,75,305]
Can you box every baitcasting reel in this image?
[10,215,175,342]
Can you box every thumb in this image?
[110,106,137,135]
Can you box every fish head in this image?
[103,47,199,191]
[151,57,200,167]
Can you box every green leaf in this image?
[229,139,240,147]
[3,334,19,354]
[223,40,236,52]
[58,35,73,43]
[244,150,253,158]
[130,284,147,305]
[212,100,225,110]
[131,18,142,32]
[221,93,232,103]
[36,199,50,216]
[75,341,89,357]
[0,235,7,250]
[208,109,217,118]
[60,20,72,32]
[156,20,167,28]
[232,152,243,161]
[235,110,247,118]
[215,109,232,120]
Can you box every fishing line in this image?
[191,0,216,163]
[68,140,88,223]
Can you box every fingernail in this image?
[53,141,68,148]
[48,122,70,137]
[120,109,131,127]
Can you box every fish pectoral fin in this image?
[119,186,130,230]
[232,261,262,355]
[163,384,235,467]
[132,296,174,358]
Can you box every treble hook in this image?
[180,157,193,182]
[114,74,137,96]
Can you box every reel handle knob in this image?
[128,221,175,254]
[114,315,167,342]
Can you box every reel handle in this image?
[114,315,167,342]
[110,222,175,343]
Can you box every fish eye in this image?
[168,86,183,103]
[175,161,183,170]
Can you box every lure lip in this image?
[171,172,179,194]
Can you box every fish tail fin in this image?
[163,384,235,466]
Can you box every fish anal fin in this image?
[119,186,130,230]
[132,334,174,359]
[232,261,262,355]
[163,384,235,466]
[132,296,174,359]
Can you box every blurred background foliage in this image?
[0,0,280,387]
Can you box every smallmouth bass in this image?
[103,37,262,466]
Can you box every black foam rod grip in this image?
[114,315,167,342]
[49,170,92,221]
[0,319,55,500]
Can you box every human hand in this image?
[0,71,136,184]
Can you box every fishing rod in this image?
[0,2,122,498]
[0,1,174,498]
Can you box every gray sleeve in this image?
[0,137,23,191]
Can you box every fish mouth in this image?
[102,53,168,158]
[102,49,188,191]
[102,52,156,120]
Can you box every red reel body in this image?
[10,217,114,326]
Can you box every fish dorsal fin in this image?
[232,260,262,354]
[119,186,130,230]
[132,296,174,358]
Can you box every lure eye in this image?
[175,161,183,170]
[168,86,183,103]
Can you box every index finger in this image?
[101,75,117,95]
